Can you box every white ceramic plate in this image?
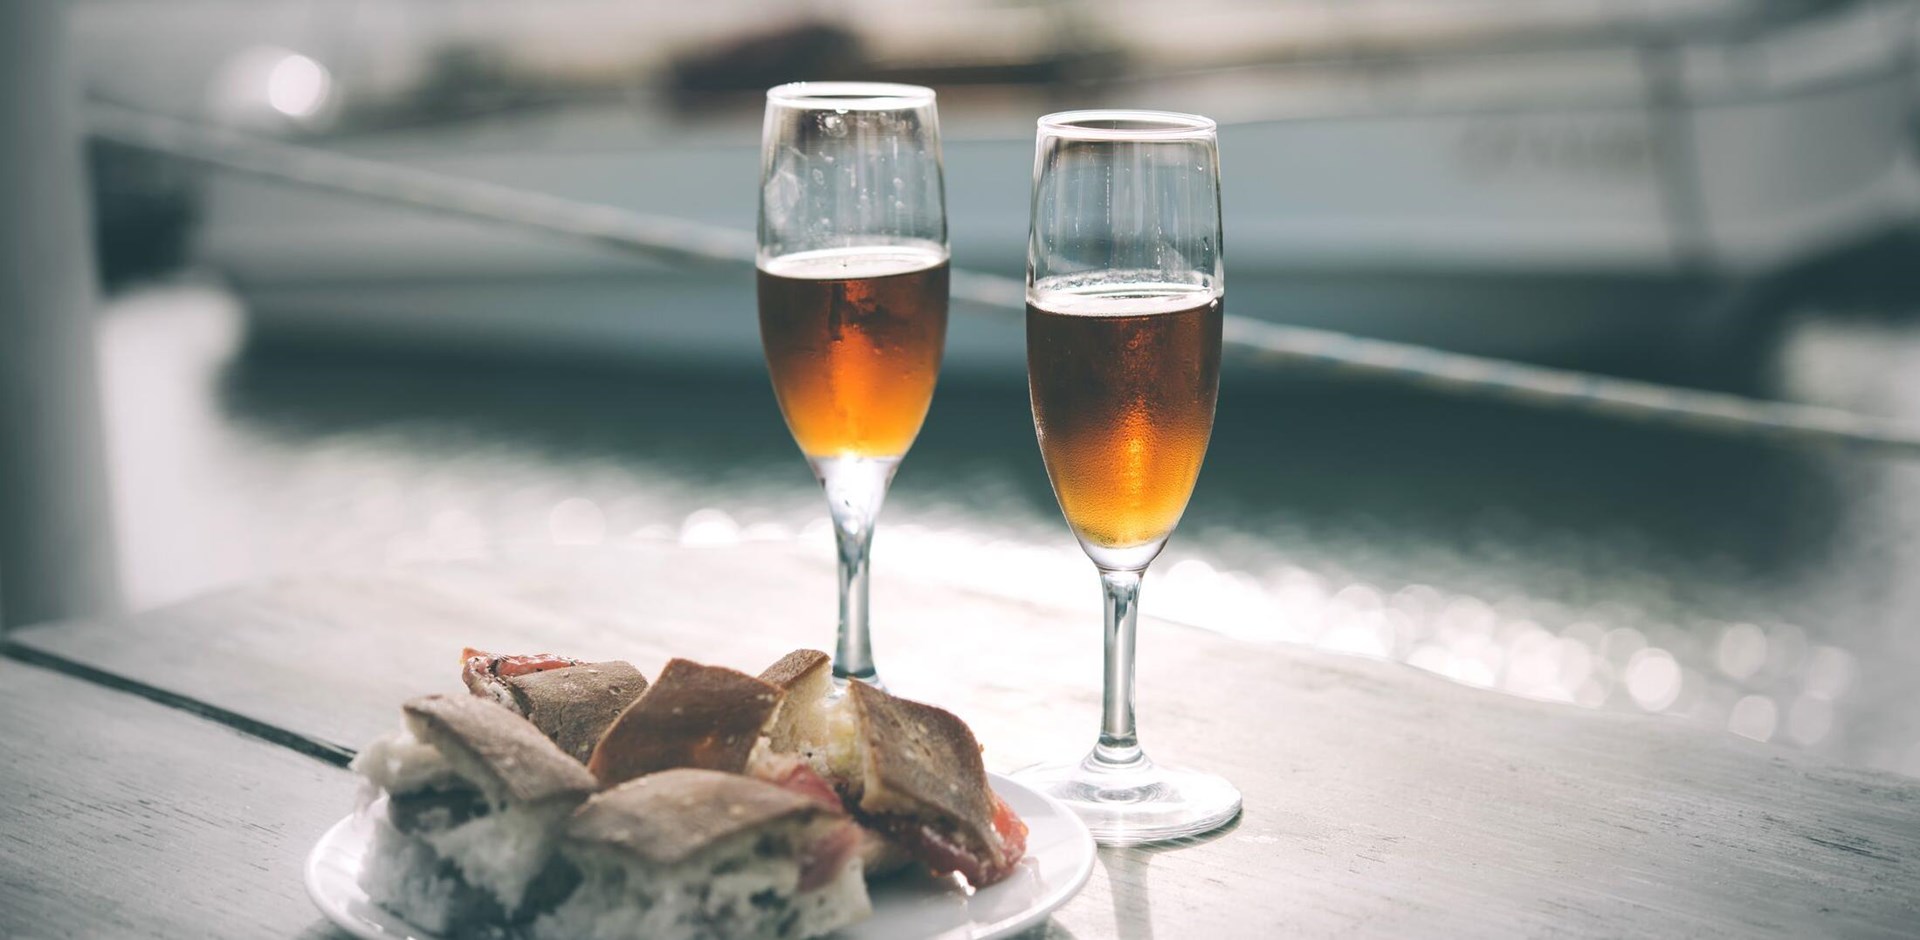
[307,773,1095,940]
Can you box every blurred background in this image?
[11,0,1920,774]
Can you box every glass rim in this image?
[766,82,936,110]
[1036,109,1217,141]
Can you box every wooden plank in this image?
[12,543,846,750]
[0,659,354,939]
[12,544,1920,937]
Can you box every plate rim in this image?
[305,772,1094,940]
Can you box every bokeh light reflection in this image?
[451,505,1880,755]
[1716,622,1769,680]
[1624,648,1683,711]
[678,507,739,546]
[807,520,1874,753]
[1729,695,1779,742]
[547,497,605,545]
[1805,646,1856,701]
[265,52,331,119]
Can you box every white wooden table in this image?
[4,541,1916,938]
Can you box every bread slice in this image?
[534,769,871,940]
[751,651,913,878]
[353,695,598,924]
[504,661,650,763]
[759,649,831,691]
[403,694,598,807]
[771,680,1025,887]
[460,651,650,763]
[845,681,997,832]
[461,649,583,708]
[587,658,783,786]
[362,810,503,935]
[758,649,832,755]
[568,768,834,865]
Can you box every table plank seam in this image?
[1,640,356,768]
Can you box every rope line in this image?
[86,103,1920,456]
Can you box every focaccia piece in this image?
[403,693,599,807]
[352,694,597,928]
[534,769,870,940]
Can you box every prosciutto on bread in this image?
[461,649,650,763]
[756,650,1030,887]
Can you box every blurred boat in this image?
[82,0,1920,377]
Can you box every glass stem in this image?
[814,456,898,687]
[1092,567,1146,769]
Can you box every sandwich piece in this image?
[587,658,782,786]
[352,694,599,932]
[461,648,582,691]
[584,656,844,812]
[754,650,911,877]
[534,769,870,940]
[462,648,650,763]
[757,649,832,755]
[842,682,1028,887]
[767,665,1028,888]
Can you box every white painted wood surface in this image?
[10,542,1920,937]
[0,660,349,938]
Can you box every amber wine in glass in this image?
[756,83,948,688]
[1015,110,1240,844]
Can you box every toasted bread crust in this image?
[505,661,649,763]
[847,683,996,849]
[567,768,826,866]
[758,649,831,690]
[759,649,834,756]
[586,658,782,786]
[402,694,598,805]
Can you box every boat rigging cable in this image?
[85,102,1920,458]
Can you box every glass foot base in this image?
[1013,752,1241,846]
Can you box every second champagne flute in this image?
[1015,110,1241,844]
[757,82,949,689]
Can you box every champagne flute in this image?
[1014,110,1240,843]
[757,83,948,689]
